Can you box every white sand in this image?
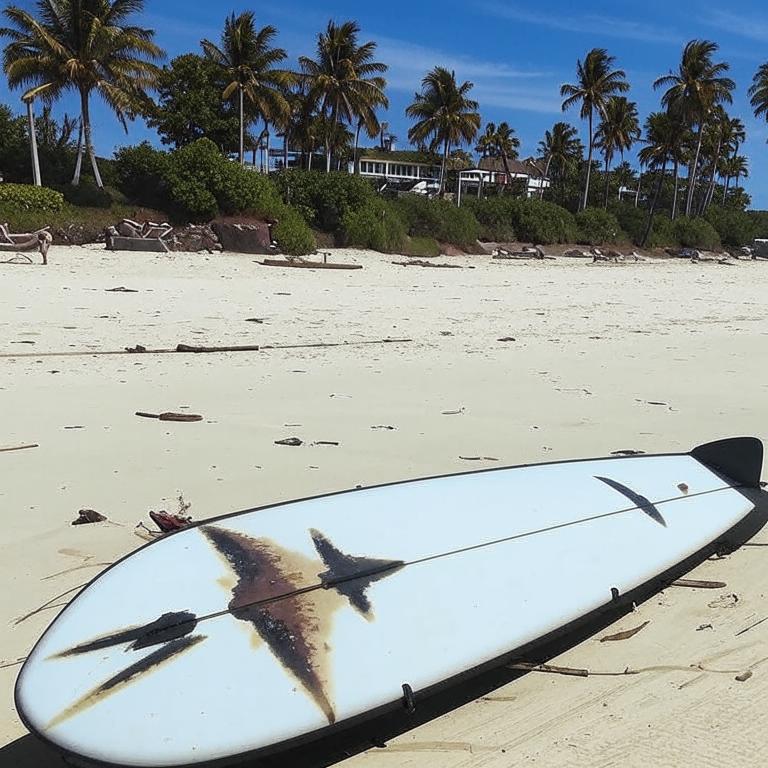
[1,246,767,766]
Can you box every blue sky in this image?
[2,0,768,207]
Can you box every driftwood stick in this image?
[736,616,768,637]
[600,621,650,643]
[508,662,589,678]
[0,443,39,453]
[175,343,261,353]
[671,579,727,589]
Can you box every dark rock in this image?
[212,222,274,254]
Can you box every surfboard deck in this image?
[15,438,763,767]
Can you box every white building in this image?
[352,150,442,183]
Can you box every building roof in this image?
[358,148,440,165]
[478,156,548,178]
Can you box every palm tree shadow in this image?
[2,489,766,768]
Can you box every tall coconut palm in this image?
[594,96,640,208]
[299,20,387,173]
[477,121,520,188]
[654,39,734,217]
[749,62,768,127]
[407,66,480,193]
[537,121,583,183]
[699,106,737,212]
[1,0,163,187]
[352,74,388,174]
[202,12,291,167]
[723,154,748,203]
[720,116,745,203]
[638,111,678,246]
[560,48,629,211]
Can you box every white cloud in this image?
[703,10,768,43]
[481,2,681,45]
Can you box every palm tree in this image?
[720,116,745,203]
[406,66,481,193]
[699,106,738,212]
[594,96,640,207]
[749,62,768,127]
[654,39,734,217]
[299,20,387,173]
[352,74,388,174]
[560,48,629,211]
[723,154,748,204]
[538,121,583,183]
[638,111,678,246]
[202,12,291,167]
[1,0,163,187]
[477,121,520,189]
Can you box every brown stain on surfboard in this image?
[47,635,206,729]
[202,526,342,723]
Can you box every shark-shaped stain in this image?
[310,528,404,619]
[202,526,403,723]
[595,476,668,527]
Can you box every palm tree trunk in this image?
[238,86,245,166]
[353,121,362,175]
[265,123,271,174]
[685,124,704,217]
[326,108,338,173]
[24,98,41,187]
[640,158,668,248]
[439,137,450,195]
[283,130,289,170]
[701,138,721,215]
[603,153,610,209]
[72,121,84,185]
[672,160,680,220]
[501,151,514,196]
[80,89,103,188]
[582,109,593,211]
[634,170,642,207]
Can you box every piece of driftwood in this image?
[508,662,589,678]
[176,343,261,353]
[261,258,362,270]
[106,219,173,252]
[275,437,303,447]
[149,510,192,533]
[736,615,768,637]
[135,412,204,422]
[671,579,727,589]
[393,260,467,269]
[599,621,650,643]
[0,443,38,453]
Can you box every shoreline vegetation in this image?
[1,2,768,257]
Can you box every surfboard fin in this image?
[690,437,764,488]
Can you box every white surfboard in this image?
[16,438,763,767]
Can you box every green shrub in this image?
[504,198,577,244]
[273,205,316,256]
[0,183,64,212]
[342,199,407,253]
[393,195,480,247]
[273,169,375,231]
[608,202,646,243]
[575,207,625,245]
[704,206,756,247]
[463,197,516,241]
[113,142,170,207]
[59,181,113,209]
[749,210,768,239]
[673,217,721,250]
[644,214,676,248]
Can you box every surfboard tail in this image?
[690,437,764,488]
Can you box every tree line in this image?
[2,0,768,229]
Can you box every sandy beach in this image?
[1,246,767,767]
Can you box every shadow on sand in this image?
[2,487,766,768]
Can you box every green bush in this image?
[749,210,768,239]
[0,183,64,212]
[273,205,316,256]
[673,217,721,250]
[59,181,113,209]
[704,206,756,247]
[113,142,170,207]
[504,198,577,244]
[273,170,375,231]
[463,197,516,241]
[342,199,407,253]
[575,207,625,245]
[608,202,646,243]
[644,214,676,248]
[393,195,480,247]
